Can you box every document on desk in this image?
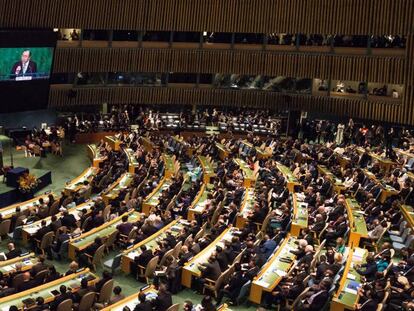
[255,279,270,288]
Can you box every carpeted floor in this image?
[0,136,256,310]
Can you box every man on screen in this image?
[10,50,37,78]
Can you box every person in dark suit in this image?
[60,210,77,229]
[17,272,38,292]
[34,220,51,242]
[297,245,314,267]
[152,283,173,311]
[355,255,378,282]
[51,227,70,256]
[136,245,154,267]
[30,255,49,277]
[5,243,21,260]
[199,255,221,282]
[116,215,134,236]
[73,278,94,303]
[260,234,277,259]
[215,246,229,271]
[215,263,247,306]
[244,260,260,281]
[94,270,113,293]
[77,237,103,268]
[133,291,153,311]
[10,50,38,78]
[177,245,192,266]
[50,285,74,311]
[299,278,331,311]
[355,285,378,311]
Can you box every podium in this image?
[6,167,29,188]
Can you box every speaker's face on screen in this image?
[21,50,31,63]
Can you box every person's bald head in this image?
[23,272,30,281]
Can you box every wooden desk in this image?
[68,211,141,260]
[22,201,95,243]
[124,148,140,173]
[331,247,368,311]
[0,193,54,219]
[276,162,300,192]
[234,158,256,187]
[216,143,230,161]
[102,285,158,311]
[64,167,98,195]
[0,269,98,310]
[356,148,395,172]
[363,169,399,203]
[345,198,368,247]
[87,144,107,168]
[290,193,308,237]
[0,253,38,276]
[142,178,173,215]
[335,152,352,169]
[236,188,256,228]
[317,165,346,193]
[140,136,155,152]
[104,135,121,151]
[250,235,297,304]
[163,154,176,178]
[198,156,216,183]
[369,153,395,173]
[394,148,414,160]
[102,173,135,205]
[182,227,239,288]
[400,205,414,229]
[121,219,188,273]
[188,184,213,220]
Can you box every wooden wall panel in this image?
[53,48,405,84]
[1,0,413,34]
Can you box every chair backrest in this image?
[0,219,11,235]
[236,280,251,302]
[173,241,182,259]
[102,205,111,221]
[58,240,70,258]
[215,268,231,292]
[159,248,174,267]
[183,234,193,247]
[166,303,180,311]
[93,245,106,267]
[34,269,49,282]
[404,234,414,247]
[111,254,122,273]
[81,216,92,230]
[78,291,96,311]
[145,256,159,278]
[194,226,205,242]
[402,227,412,240]
[98,279,114,303]
[41,231,55,249]
[292,287,311,309]
[399,220,408,233]
[105,230,118,248]
[56,299,73,311]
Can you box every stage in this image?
[0,168,52,208]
